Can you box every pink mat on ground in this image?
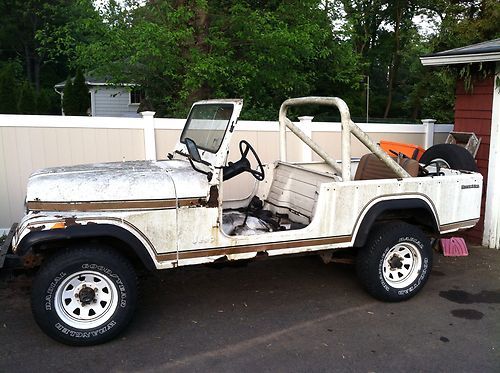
[440,237,469,256]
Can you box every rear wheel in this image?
[356,222,432,301]
[31,245,137,346]
[420,144,477,171]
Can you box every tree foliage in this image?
[335,0,499,121]
[62,75,75,115]
[62,70,90,116]
[18,82,37,114]
[0,62,22,114]
[74,0,363,118]
[0,0,102,114]
[1,0,499,120]
[72,69,91,115]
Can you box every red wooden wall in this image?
[454,75,494,244]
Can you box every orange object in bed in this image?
[379,140,425,160]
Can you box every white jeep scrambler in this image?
[1,97,482,345]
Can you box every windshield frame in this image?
[180,103,235,153]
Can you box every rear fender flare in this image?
[353,197,439,247]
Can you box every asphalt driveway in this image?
[0,247,499,372]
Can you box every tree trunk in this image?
[383,3,403,118]
[24,45,33,85]
[194,5,209,52]
[180,1,212,103]
[34,58,41,93]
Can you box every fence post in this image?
[298,116,314,162]
[421,118,436,150]
[141,111,157,161]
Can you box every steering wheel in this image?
[239,140,265,180]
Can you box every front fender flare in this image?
[16,224,156,270]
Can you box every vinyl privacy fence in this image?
[0,112,452,232]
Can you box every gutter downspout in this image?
[54,87,64,116]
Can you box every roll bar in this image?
[278,97,411,181]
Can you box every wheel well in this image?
[373,209,437,232]
[28,236,153,271]
[353,199,438,247]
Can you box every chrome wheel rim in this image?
[54,270,118,329]
[382,243,422,288]
[432,158,450,169]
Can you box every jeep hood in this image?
[26,160,209,203]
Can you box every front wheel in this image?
[356,222,432,302]
[31,246,137,346]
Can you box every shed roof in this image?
[54,75,135,89]
[420,38,500,66]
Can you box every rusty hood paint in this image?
[26,159,209,203]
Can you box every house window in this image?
[130,88,144,105]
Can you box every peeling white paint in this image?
[27,160,208,202]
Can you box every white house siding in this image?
[91,87,140,117]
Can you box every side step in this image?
[0,223,18,269]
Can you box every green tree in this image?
[36,88,57,115]
[0,0,99,92]
[73,0,362,119]
[62,71,89,116]
[72,69,90,115]
[17,82,37,114]
[3,0,492,121]
[411,0,500,122]
[0,62,21,113]
[62,75,76,115]
[0,0,102,116]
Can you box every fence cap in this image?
[298,116,314,122]
[141,111,156,118]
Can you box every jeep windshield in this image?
[180,103,234,153]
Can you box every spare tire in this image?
[420,144,478,172]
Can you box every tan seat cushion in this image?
[354,153,419,180]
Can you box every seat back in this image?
[354,153,419,180]
[265,163,336,224]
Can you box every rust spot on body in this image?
[22,253,43,268]
[64,217,81,227]
[207,186,219,208]
[29,225,45,232]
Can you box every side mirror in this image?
[184,137,213,181]
[185,138,202,163]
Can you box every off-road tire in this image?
[420,143,478,171]
[31,245,137,346]
[356,222,432,302]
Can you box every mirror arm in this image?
[188,158,213,182]
[195,158,211,167]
